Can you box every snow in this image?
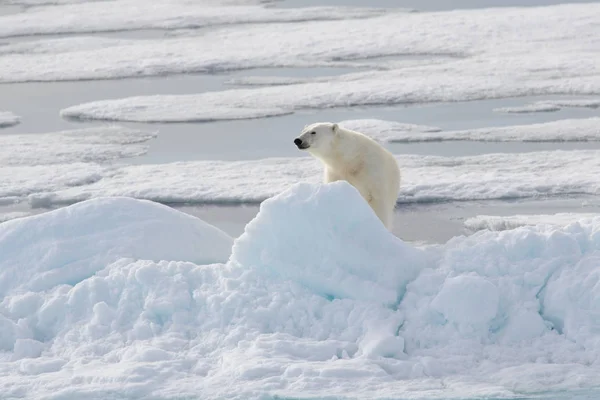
[465,213,600,232]
[430,275,499,328]
[0,3,597,115]
[494,103,561,114]
[0,111,20,128]
[61,96,294,122]
[1,181,600,398]
[340,118,600,143]
[0,0,387,38]
[495,99,600,113]
[0,211,31,223]
[550,99,600,108]
[8,149,600,208]
[339,119,441,142]
[0,196,233,296]
[0,125,157,166]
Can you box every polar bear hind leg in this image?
[368,196,394,230]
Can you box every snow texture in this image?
[0,111,20,128]
[0,0,386,38]
[10,149,600,208]
[0,196,233,296]
[0,125,157,166]
[465,213,600,232]
[1,181,600,399]
[494,98,600,113]
[0,1,597,118]
[339,119,441,142]
[61,96,294,122]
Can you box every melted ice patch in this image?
[0,111,20,128]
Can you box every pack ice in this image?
[0,181,599,399]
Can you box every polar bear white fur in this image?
[294,122,401,230]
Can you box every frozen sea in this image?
[1,0,600,399]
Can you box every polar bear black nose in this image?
[294,138,302,147]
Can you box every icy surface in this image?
[1,181,600,398]
[465,213,600,232]
[0,3,598,93]
[0,0,386,38]
[494,103,562,114]
[340,118,600,142]
[11,149,600,207]
[0,196,233,296]
[339,119,441,142]
[61,96,294,122]
[0,111,20,128]
[495,98,600,113]
[0,125,157,166]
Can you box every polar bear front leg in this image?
[324,168,342,184]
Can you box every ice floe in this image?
[0,0,387,38]
[341,117,600,142]
[494,98,600,113]
[0,3,597,94]
[0,125,157,166]
[0,149,597,207]
[0,182,600,398]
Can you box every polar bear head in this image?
[294,122,339,156]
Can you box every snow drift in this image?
[1,182,600,399]
[0,197,233,296]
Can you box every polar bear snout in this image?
[294,138,309,150]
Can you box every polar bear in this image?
[294,122,401,230]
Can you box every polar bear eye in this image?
[310,131,316,135]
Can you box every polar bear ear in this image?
[332,123,339,133]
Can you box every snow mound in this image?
[0,196,233,296]
[465,213,600,232]
[0,111,20,128]
[1,182,600,398]
[230,182,426,305]
[0,125,157,166]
